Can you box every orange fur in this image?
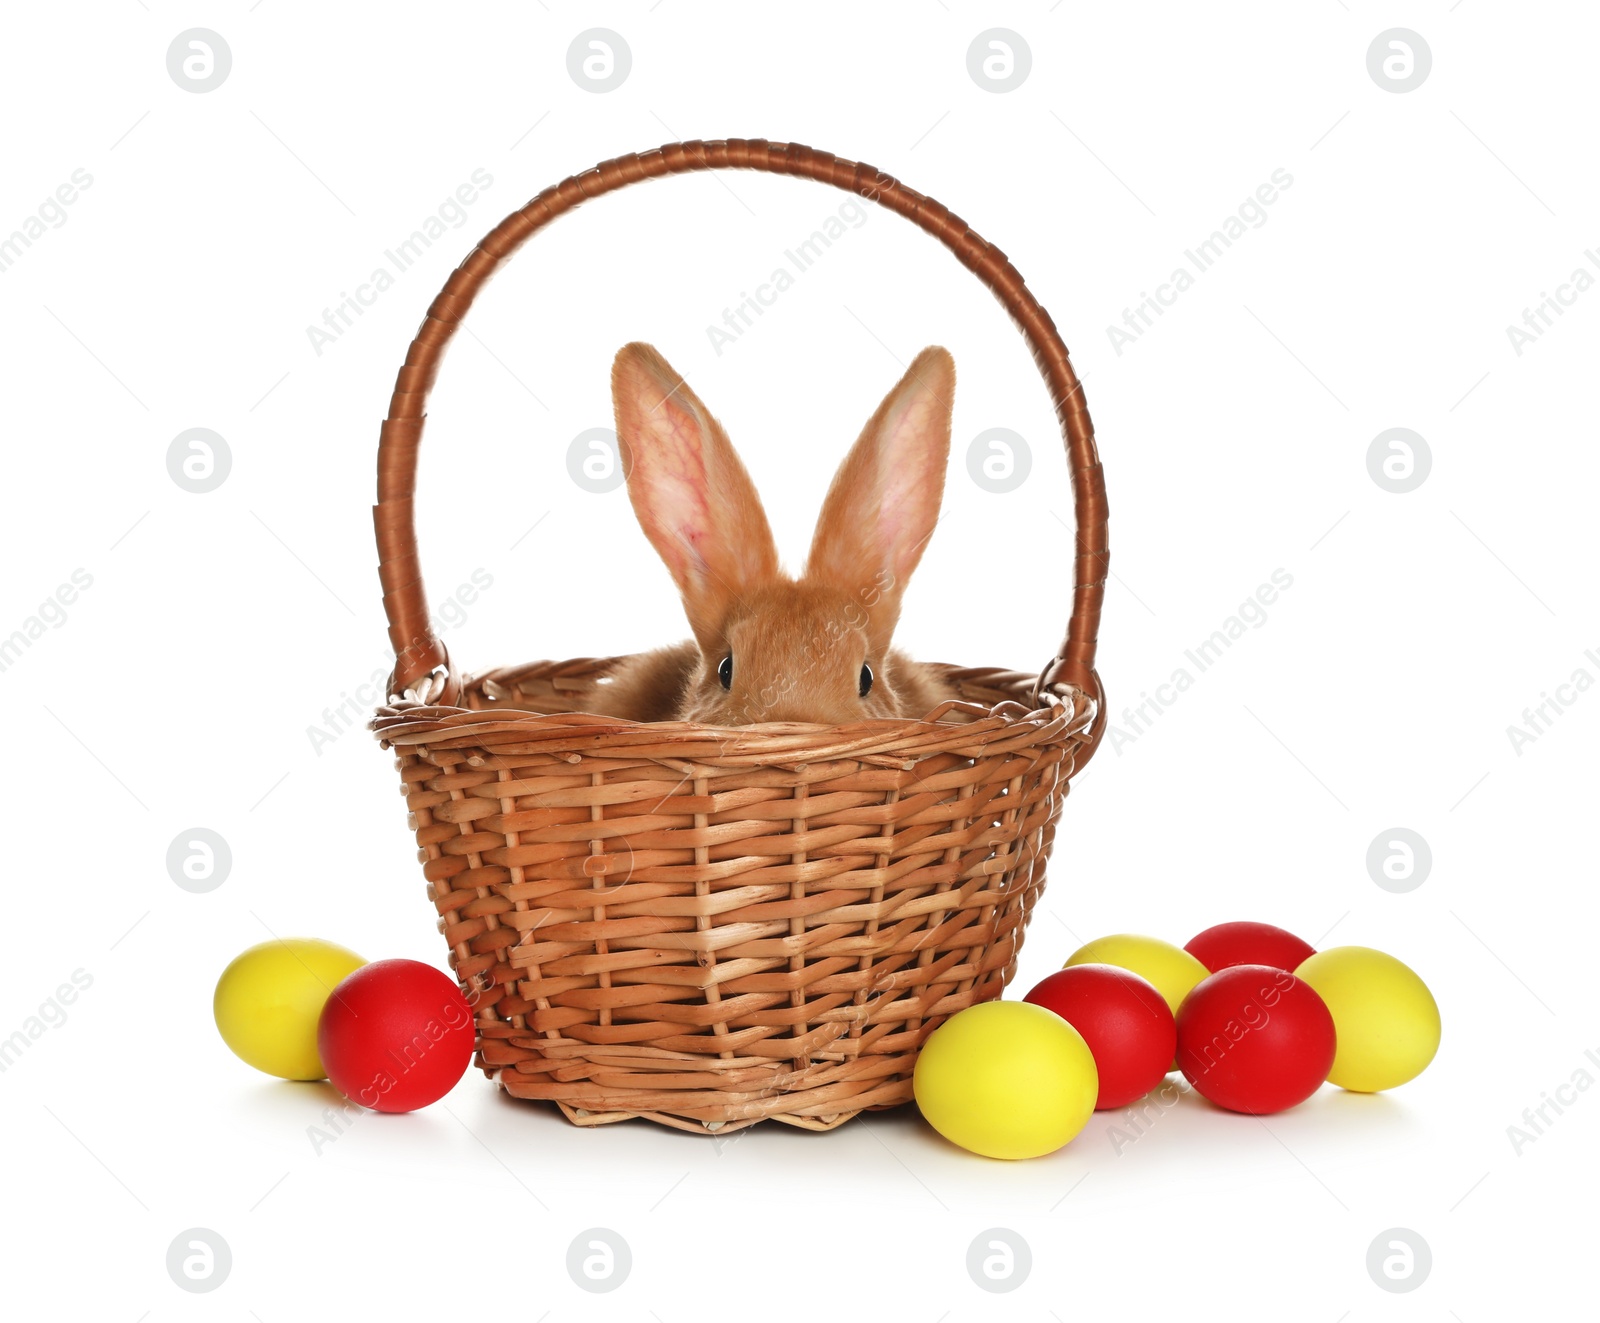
[595,343,959,725]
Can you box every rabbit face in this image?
[609,341,955,726]
[677,581,895,725]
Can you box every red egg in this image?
[317,959,476,1113]
[1184,921,1316,974]
[1023,964,1177,1110]
[1175,964,1335,1114]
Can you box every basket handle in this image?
[375,139,1109,763]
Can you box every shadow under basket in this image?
[368,140,1111,1134]
[373,660,1097,1134]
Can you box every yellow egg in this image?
[1064,934,1211,1016]
[914,1000,1098,1160]
[213,938,366,1081]
[1295,946,1440,1092]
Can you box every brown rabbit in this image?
[594,341,961,725]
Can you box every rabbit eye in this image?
[718,655,734,689]
[859,662,874,697]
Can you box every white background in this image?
[1,2,1594,1317]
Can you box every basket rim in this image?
[370,656,1096,766]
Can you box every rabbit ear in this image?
[805,346,955,654]
[612,343,780,651]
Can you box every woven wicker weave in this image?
[370,140,1110,1134]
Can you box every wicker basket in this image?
[370,140,1109,1135]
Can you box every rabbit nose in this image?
[734,684,797,723]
